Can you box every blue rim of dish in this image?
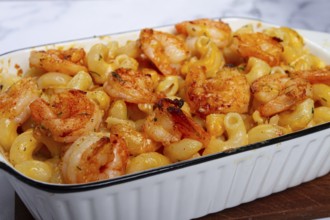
[0,16,329,193]
[1,121,329,193]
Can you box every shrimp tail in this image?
[156,98,210,146]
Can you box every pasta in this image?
[0,18,329,184]
[312,83,330,107]
[9,129,41,165]
[126,152,171,174]
[37,72,72,89]
[278,98,314,131]
[87,43,116,84]
[0,118,18,151]
[15,160,52,182]
[245,57,270,84]
[164,138,203,162]
[182,36,225,78]
[67,71,93,91]
[156,75,180,96]
[203,113,248,155]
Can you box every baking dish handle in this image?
[0,157,15,220]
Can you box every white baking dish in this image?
[0,17,330,220]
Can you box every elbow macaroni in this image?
[1,19,329,184]
[278,98,314,131]
[182,36,225,78]
[87,43,116,84]
[0,118,18,151]
[9,129,41,165]
[245,57,271,84]
[312,83,330,107]
[203,113,248,155]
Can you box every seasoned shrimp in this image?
[175,18,232,48]
[185,67,250,116]
[139,29,189,75]
[29,48,88,75]
[62,132,129,184]
[251,73,311,117]
[29,90,103,143]
[0,77,40,124]
[232,32,283,66]
[103,68,157,103]
[144,98,210,146]
[290,66,330,85]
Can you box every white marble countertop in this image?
[0,0,329,54]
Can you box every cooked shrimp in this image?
[175,18,232,48]
[144,98,210,146]
[0,77,40,124]
[290,66,330,85]
[29,90,103,143]
[232,32,283,66]
[251,73,311,117]
[139,29,189,75]
[110,123,160,156]
[185,67,250,116]
[29,48,88,75]
[103,67,157,104]
[62,132,129,184]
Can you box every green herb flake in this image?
[237,66,245,71]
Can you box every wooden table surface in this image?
[16,173,330,220]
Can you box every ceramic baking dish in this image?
[0,17,330,220]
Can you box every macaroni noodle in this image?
[0,18,329,184]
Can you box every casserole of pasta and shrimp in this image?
[0,17,329,220]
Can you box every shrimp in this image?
[29,48,88,75]
[175,18,232,48]
[29,89,103,143]
[62,132,129,184]
[251,73,311,117]
[103,67,157,104]
[139,29,189,75]
[185,67,250,117]
[232,32,283,66]
[290,66,330,85]
[144,98,210,147]
[0,77,40,125]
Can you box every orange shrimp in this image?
[103,68,157,104]
[175,18,232,48]
[29,48,88,75]
[62,132,129,184]
[0,77,40,124]
[29,90,103,143]
[185,67,250,117]
[251,73,311,117]
[139,29,189,75]
[232,32,283,66]
[144,98,210,147]
[290,66,330,85]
